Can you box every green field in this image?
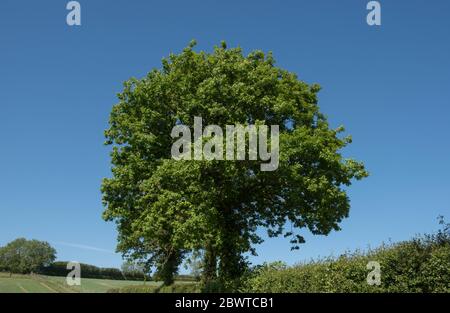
[0,272,153,293]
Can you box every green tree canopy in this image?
[101,41,368,288]
[0,238,56,275]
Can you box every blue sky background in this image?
[0,0,449,270]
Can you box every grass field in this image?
[0,272,152,293]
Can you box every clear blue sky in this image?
[0,0,449,270]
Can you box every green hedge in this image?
[38,262,194,282]
[108,283,201,293]
[240,235,450,293]
[39,261,148,281]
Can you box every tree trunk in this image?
[217,211,246,289]
[202,243,217,283]
[158,249,181,286]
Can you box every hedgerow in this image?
[240,220,450,293]
[107,282,201,293]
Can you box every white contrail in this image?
[52,241,115,254]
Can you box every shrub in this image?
[107,283,201,293]
[200,279,228,293]
[241,226,450,293]
[39,261,150,281]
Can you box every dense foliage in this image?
[101,41,368,287]
[39,261,149,281]
[241,220,450,293]
[0,238,56,274]
[107,283,201,293]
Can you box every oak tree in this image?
[101,41,368,288]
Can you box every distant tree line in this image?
[0,238,195,281]
[39,261,150,281]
